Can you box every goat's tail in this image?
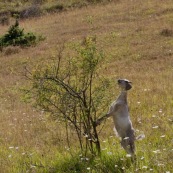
[135,134,145,140]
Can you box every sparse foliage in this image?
[25,36,111,155]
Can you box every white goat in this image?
[96,79,135,155]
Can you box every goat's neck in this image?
[117,90,127,104]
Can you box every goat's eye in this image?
[118,79,121,83]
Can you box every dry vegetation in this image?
[1,0,173,172]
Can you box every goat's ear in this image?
[126,83,132,90]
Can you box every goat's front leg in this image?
[95,112,112,126]
[95,103,120,126]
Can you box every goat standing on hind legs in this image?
[96,79,136,156]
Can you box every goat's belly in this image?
[115,116,131,128]
[113,113,132,137]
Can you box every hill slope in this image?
[0,0,173,172]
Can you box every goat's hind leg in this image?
[120,136,135,155]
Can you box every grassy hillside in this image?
[0,0,109,17]
[0,0,173,172]
[0,0,92,12]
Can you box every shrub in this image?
[24,36,111,156]
[0,19,44,49]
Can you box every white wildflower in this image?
[126,154,132,158]
[84,134,88,138]
[102,148,107,150]
[153,150,161,154]
[30,165,36,168]
[159,109,162,113]
[152,126,159,129]
[107,152,112,155]
[81,157,89,161]
[85,158,89,161]
[136,129,140,132]
[123,137,129,140]
[160,135,166,138]
[142,166,148,169]
[141,156,144,160]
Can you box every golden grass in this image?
[1,0,173,172]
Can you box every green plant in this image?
[0,19,44,49]
[24,36,111,156]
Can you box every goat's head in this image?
[118,79,132,91]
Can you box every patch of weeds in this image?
[20,5,42,19]
[144,8,156,16]
[160,28,173,37]
[51,150,135,173]
[51,154,91,173]
[0,19,45,50]
[92,151,134,173]
[0,11,10,26]
[86,0,104,3]
[4,46,20,55]
[45,4,64,13]
[69,1,88,8]
[0,16,10,26]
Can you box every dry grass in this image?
[1,0,173,172]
